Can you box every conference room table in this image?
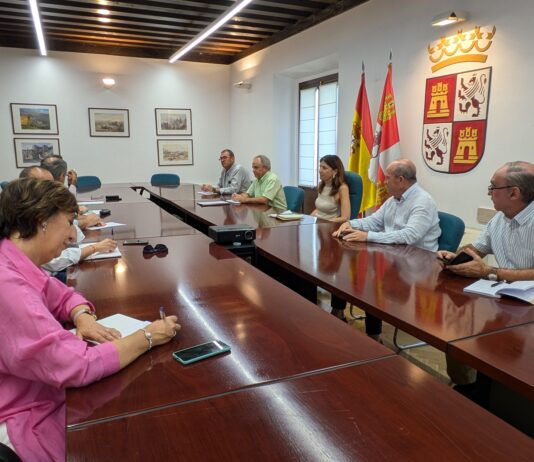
[254,222,534,352]
[80,200,198,241]
[449,323,534,400]
[67,355,534,461]
[67,233,394,429]
[142,183,321,233]
[66,185,534,458]
[77,182,148,203]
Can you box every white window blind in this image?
[298,76,338,186]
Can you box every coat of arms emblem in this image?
[422,67,491,173]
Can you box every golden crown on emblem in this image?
[427,26,496,73]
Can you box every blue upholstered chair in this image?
[0,181,9,191]
[393,210,466,351]
[283,186,304,212]
[437,211,465,252]
[76,176,101,190]
[151,173,180,187]
[344,171,363,219]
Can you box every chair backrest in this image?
[344,171,363,219]
[283,186,305,212]
[437,211,465,252]
[77,175,101,189]
[151,173,180,187]
[0,181,9,191]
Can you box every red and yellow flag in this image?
[369,63,401,208]
[348,70,375,213]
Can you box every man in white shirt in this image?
[23,162,116,272]
[201,149,251,195]
[332,158,440,340]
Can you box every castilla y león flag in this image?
[348,70,376,213]
[369,63,401,208]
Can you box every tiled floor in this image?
[317,288,451,384]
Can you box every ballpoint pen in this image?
[159,306,166,320]
[491,281,507,287]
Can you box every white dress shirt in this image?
[350,183,440,251]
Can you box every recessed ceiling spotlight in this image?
[98,17,111,23]
[102,77,116,88]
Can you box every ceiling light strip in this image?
[169,0,253,63]
[29,0,47,56]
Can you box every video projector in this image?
[208,224,256,245]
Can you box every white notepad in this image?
[70,313,151,342]
[463,279,534,304]
[79,243,122,260]
[87,221,126,230]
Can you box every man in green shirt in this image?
[232,155,287,210]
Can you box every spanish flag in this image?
[369,62,401,208]
[348,68,376,213]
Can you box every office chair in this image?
[283,186,304,212]
[393,210,466,351]
[344,171,363,219]
[76,176,102,190]
[151,173,180,187]
[0,181,9,191]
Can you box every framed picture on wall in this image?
[11,103,59,135]
[155,108,192,136]
[13,138,60,168]
[157,139,193,166]
[88,108,130,137]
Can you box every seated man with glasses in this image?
[201,149,251,195]
[438,161,534,405]
[438,161,534,282]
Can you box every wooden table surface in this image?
[449,323,534,399]
[255,223,534,351]
[67,234,393,428]
[67,356,534,461]
[80,200,197,241]
[77,183,148,203]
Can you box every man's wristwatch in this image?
[486,267,499,281]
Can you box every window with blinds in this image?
[298,74,338,187]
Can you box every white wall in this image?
[0,47,230,184]
[230,0,534,228]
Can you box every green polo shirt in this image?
[247,171,287,210]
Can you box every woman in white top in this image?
[311,155,350,223]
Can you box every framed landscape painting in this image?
[11,103,58,135]
[157,139,193,166]
[155,108,192,136]
[88,108,130,137]
[13,138,60,168]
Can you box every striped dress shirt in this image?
[473,200,534,269]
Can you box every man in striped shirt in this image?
[439,161,534,406]
[438,161,534,281]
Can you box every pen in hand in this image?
[159,306,166,320]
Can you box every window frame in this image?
[297,73,339,187]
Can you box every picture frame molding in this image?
[13,137,61,168]
[10,103,59,135]
[154,108,192,136]
[88,107,130,137]
[157,139,194,166]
